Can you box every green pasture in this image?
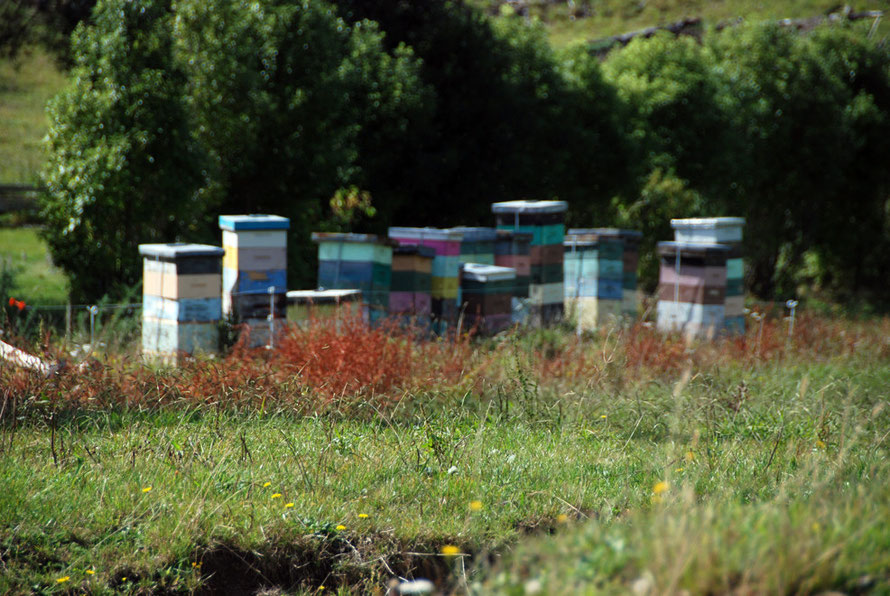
[1,352,888,594]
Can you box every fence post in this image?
[785,299,798,344]
[89,305,99,349]
[267,286,276,350]
[65,302,72,345]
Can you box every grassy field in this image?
[0,49,66,185]
[1,314,888,593]
[474,0,890,46]
[0,227,69,305]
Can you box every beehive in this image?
[312,232,394,325]
[564,229,624,330]
[139,243,224,363]
[494,230,532,323]
[286,289,364,327]
[617,229,643,318]
[671,217,745,333]
[388,227,464,334]
[460,263,516,335]
[492,200,567,326]
[390,244,434,328]
[219,214,290,346]
[656,241,729,339]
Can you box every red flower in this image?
[7,298,14,307]
[15,300,25,311]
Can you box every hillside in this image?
[472,0,888,46]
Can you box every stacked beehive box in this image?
[492,200,567,326]
[140,243,224,363]
[451,227,496,311]
[494,230,532,323]
[286,289,364,327]
[564,229,624,330]
[656,241,729,339]
[312,232,394,325]
[451,227,497,266]
[618,229,642,318]
[671,217,745,333]
[389,244,434,327]
[460,263,516,335]
[219,214,289,346]
[388,227,464,334]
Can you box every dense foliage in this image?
[42,0,206,301]
[40,0,890,305]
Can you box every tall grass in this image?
[0,313,888,592]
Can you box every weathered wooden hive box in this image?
[286,289,364,326]
[460,263,516,335]
[389,244,434,328]
[312,232,394,325]
[139,243,224,363]
[219,214,290,346]
[671,217,745,334]
[492,200,567,326]
[388,227,464,334]
[564,229,624,330]
[656,241,729,339]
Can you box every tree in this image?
[708,23,890,299]
[41,0,207,302]
[173,0,430,285]
[334,1,632,225]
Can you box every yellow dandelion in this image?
[142,486,152,493]
[469,500,483,512]
[440,545,460,556]
[271,493,282,499]
[556,513,568,523]
[121,577,127,582]
[685,451,695,462]
[86,570,95,575]
[285,502,294,508]
[600,415,607,419]
[652,481,669,495]
[675,467,684,473]
[56,576,70,583]
[358,513,369,518]
[336,524,346,531]
[263,482,271,487]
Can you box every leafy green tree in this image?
[41,0,206,302]
[709,23,890,299]
[602,32,737,204]
[173,0,430,285]
[334,1,632,225]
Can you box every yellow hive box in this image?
[431,276,459,299]
[566,297,623,331]
[222,246,287,271]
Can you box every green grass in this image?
[1,344,888,593]
[0,49,66,184]
[0,226,69,304]
[474,0,890,46]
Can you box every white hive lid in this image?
[287,289,363,304]
[138,243,225,259]
[670,217,745,229]
[461,263,516,282]
[491,200,568,214]
[388,227,464,241]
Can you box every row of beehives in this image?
[140,214,291,363]
[138,205,747,362]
